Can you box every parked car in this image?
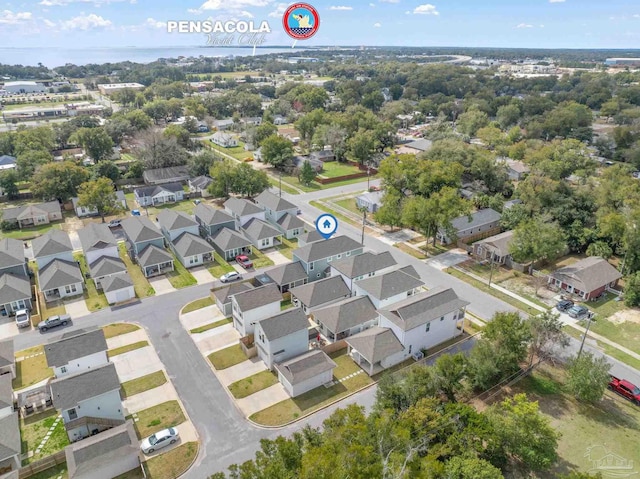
[608,376,640,405]
[140,427,179,454]
[15,309,30,328]
[567,304,589,318]
[556,299,574,313]
[220,271,242,283]
[235,255,253,269]
[108,219,122,228]
[131,209,141,216]
[38,314,71,332]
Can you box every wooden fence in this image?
[19,451,66,479]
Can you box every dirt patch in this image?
[59,216,84,234]
[609,309,640,325]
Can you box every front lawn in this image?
[334,198,365,216]
[251,249,274,269]
[318,162,362,179]
[209,141,248,161]
[166,254,197,289]
[578,314,640,355]
[208,252,235,279]
[268,177,300,195]
[107,341,149,358]
[1,222,62,241]
[121,371,167,399]
[228,370,278,399]
[119,243,155,298]
[393,242,427,260]
[582,292,626,319]
[144,442,198,479]
[20,409,70,465]
[130,400,186,439]
[74,253,109,312]
[207,344,247,370]
[13,346,53,390]
[190,318,232,334]
[274,237,298,260]
[103,323,140,339]
[182,297,214,314]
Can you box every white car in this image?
[220,271,241,283]
[140,427,179,454]
[15,309,30,328]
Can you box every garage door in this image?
[115,290,130,302]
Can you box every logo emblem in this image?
[315,214,338,240]
[283,3,320,40]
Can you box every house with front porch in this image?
[32,230,73,270]
[345,326,405,376]
[0,412,20,479]
[254,307,309,370]
[38,259,84,301]
[1,201,62,229]
[211,131,238,148]
[138,244,174,277]
[312,295,378,343]
[210,228,253,261]
[263,261,307,293]
[194,204,235,238]
[157,210,198,242]
[330,251,397,291]
[224,197,265,229]
[352,269,424,309]
[292,235,364,282]
[170,232,214,268]
[275,350,336,398]
[276,214,305,240]
[212,282,254,317]
[241,218,282,250]
[78,223,119,265]
[472,230,516,267]
[44,327,108,378]
[290,276,351,314]
[548,256,622,300]
[436,208,501,245]
[121,217,165,256]
[0,274,32,317]
[133,183,184,207]
[231,284,282,337]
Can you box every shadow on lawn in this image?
[291,380,348,412]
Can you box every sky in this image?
[1,0,640,50]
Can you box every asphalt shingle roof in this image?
[89,256,126,278]
[292,235,362,263]
[232,283,281,312]
[265,261,307,286]
[224,197,264,217]
[44,327,107,368]
[0,412,20,463]
[38,259,83,291]
[275,350,336,385]
[137,244,173,268]
[172,232,213,258]
[0,339,14,369]
[448,208,501,232]
[0,238,25,270]
[298,230,323,245]
[258,307,308,341]
[211,228,252,251]
[213,282,253,305]
[0,273,31,304]
[194,203,234,226]
[330,251,396,279]
[157,210,197,232]
[354,269,424,300]
[475,230,515,258]
[276,213,304,232]
[0,373,13,410]
[50,362,121,411]
[311,295,377,334]
[290,276,350,308]
[550,256,623,294]
[142,166,189,183]
[77,223,117,253]
[134,183,184,198]
[255,190,297,212]
[345,327,404,364]
[189,176,213,190]
[32,230,72,259]
[2,201,61,221]
[101,272,133,293]
[242,218,281,241]
[121,217,163,244]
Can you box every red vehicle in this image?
[608,376,640,405]
[235,255,253,269]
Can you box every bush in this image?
[1,220,18,231]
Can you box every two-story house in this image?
[254,191,304,239]
[210,228,253,261]
[254,307,309,370]
[194,204,235,239]
[44,327,108,378]
[352,268,424,309]
[329,251,397,291]
[0,407,19,479]
[292,235,364,282]
[241,218,282,250]
[0,239,31,317]
[312,295,378,343]
[34,230,83,301]
[297,231,323,248]
[231,284,282,337]
[157,210,198,242]
[134,183,185,207]
[121,216,164,256]
[78,223,128,290]
[223,197,265,230]
[290,276,351,314]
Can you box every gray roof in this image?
[448,208,501,232]
[78,223,117,253]
[242,218,281,241]
[0,273,31,304]
[355,269,424,300]
[312,295,377,334]
[50,362,120,411]
[550,256,623,294]
[265,261,307,286]
[89,256,126,278]
[45,327,107,368]
[121,216,163,244]
[0,155,16,167]
[398,265,420,279]
[38,259,83,291]
[258,307,308,341]
[211,228,252,251]
[213,282,253,305]
[194,203,234,226]
[330,251,396,279]
[142,166,189,183]
[275,350,336,385]
[290,276,350,308]
[277,213,304,231]
[298,230,323,245]
[0,412,20,463]
[157,210,197,232]
[379,286,470,331]
[293,235,362,263]
[503,199,523,209]
[255,190,296,212]
[32,230,72,259]
[475,230,515,258]
[345,327,404,364]
[0,373,13,410]
[190,176,213,190]
[224,197,264,217]
[405,138,433,152]
[101,272,133,293]
[2,201,61,221]
[0,238,25,270]
[356,190,384,205]
[172,232,213,258]
[232,283,281,312]
[138,244,173,268]
[0,339,14,368]
[134,182,184,198]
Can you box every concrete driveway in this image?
[190,267,215,285]
[378,228,421,246]
[264,250,289,266]
[426,249,470,270]
[106,329,148,350]
[111,345,163,382]
[180,305,225,331]
[140,421,199,459]
[64,297,90,318]
[124,381,177,414]
[215,357,267,387]
[0,318,20,340]
[149,276,175,295]
[193,323,240,355]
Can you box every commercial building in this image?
[97,83,145,95]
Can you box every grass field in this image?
[208,344,247,370]
[318,162,362,179]
[182,297,214,314]
[103,323,140,339]
[393,242,428,260]
[251,248,274,269]
[119,243,155,298]
[209,142,249,161]
[13,346,53,390]
[166,254,197,289]
[130,401,186,439]
[107,341,149,358]
[121,371,167,399]
[578,314,640,355]
[20,409,70,465]
[190,318,232,334]
[1,222,62,241]
[144,442,198,479]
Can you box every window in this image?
[316,273,321,278]
[189,257,197,264]
[261,238,269,247]
[259,333,265,343]
[60,366,67,373]
[425,323,430,332]
[68,408,77,420]
[309,262,314,271]
[440,316,444,321]
[65,284,77,294]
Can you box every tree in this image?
[77,178,120,222]
[482,311,531,372]
[348,129,375,165]
[298,160,316,186]
[509,217,566,272]
[496,104,521,130]
[163,124,191,149]
[188,150,217,177]
[104,116,133,143]
[31,161,90,202]
[457,108,489,136]
[566,352,612,403]
[624,271,640,307]
[444,456,504,479]
[253,123,278,146]
[124,110,153,131]
[16,149,52,180]
[136,130,188,169]
[92,160,121,182]
[528,311,569,366]
[231,163,270,197]
[260,135,293,169]
[208,160,236,198]
[586,241,613,259]
[70,127,114,162]
[432,352,466,402]
[0,170,19,199]
[374,190,404,231]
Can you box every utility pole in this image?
[577,313,594,359]
[279,170,282,197]
[488,253,496,288]
[366,162,371,190]
[361,209,366,245]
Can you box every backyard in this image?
[19,409,69,465]
[13,346,53,390]
[165,255,197,289]
[1,222,62,241]
[118,243,155,298]
[129,400,186,439]
[74,253,109,312]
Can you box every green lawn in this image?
[208,252,235,278]
[577,314,640,356]
[209,141,249,161]
[190,318,232,333]
[309,201,360,228]
[144,442,198,479]
[208,344,247,370]
[334,198,365,216]
[130,401,186,439]
[103,323,140,339]
[20,409,70,465]
[123,193,196,217]
[318,162,362,179]
[74,253,109,312]
[28,464,68,479]
[1,222,62,240]
[269,177,300,195]
[107,341,149,358]
[251,248,274,269]
[121,371,167,399]
[118,243,155,298]
[166,254,197,289]
[13,346,53,390]
[563,325,640,371]
[182,297,214,314]
[275,237,298,260]
[582,292,626,319]
[120,153,137,162]
[228,370,278,399]
[393,242,428,260]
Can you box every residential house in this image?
[254,190,303,239]
[78,223,119,265]
[275,350,336,398]
[309,149,335,163]
[548,256,622,300]
[292,155,323,173]
[253,148,263,162]
[210,228,253,261]
[395,139,433,155]
[71,191,126,218]
[213,118,234,130]
[242,218,282,250]
[355,190,384,213]
[39,259,84,301]
[276,213,305,240]
[0,339,15,378]
[138,245,174,277]
[194,204,235,238]
[254,307,309,369]
[273,115,287,125]
[188,176,213,197]
[0,412,19,479]
[473,230,516,267]
[297,230,323,247]
[1,201,62,229]
[142,166,189,185]
[345,326,405,376]
[88,257,127,291]
[224,197,265,229]
[499,157,530,181]
[44,327,108,378]
[134,183,185,207]
[312,295,378,343]
[241,117,262,126]
[352,269,424,309]
[231,284,282,336]
[157,210,198,242]
[292,235,364,282]
[290,276,351,314]
[211,131,238,148]
[49,362,124,441]
[101,273,135,304]
[278,127,300,144]
[64,420,141,479]
[121,217,165,256]
[0,155,16,171]
[171,232,214,268]
[212,282,254,317]
[263,261,307,293]
[503,199,523,210]
[0,238,27,277]
[32,229,73,270]
[436,208,502,245]
[0,274,32,317]
[330,251,397,291]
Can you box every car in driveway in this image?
[567,304,589,319]
[556,299,574,313]
[108,219,122,228]
[220,271,242,283]
[38,314,71,332]
[140,427,179,454]
[235,255,253,269]
[15,309,30,328]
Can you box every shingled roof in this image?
[45,327,107,368]
[292,235,362,263]
[77,223,117,253]
[311,295,377,334]
[89,256,126,278]
[224,197,263,217]
[550,256,622,294]
[257,307,308,341]
[0,238,25,270]
[275,350,336,385]
[157,210,197,232]
[330,251,396,279]
[232,283,281,312]
[255,190,297,212]
[38,259,83,291]
[137,244,173,268]
[121,217,163,244]
[211,228,252,252]
[345,327,404,364]
[290,276,350,309]
[0,273,31,304]
[354,269,424,300]
[32,230,72,259]
[0,412,20,463]
[101,272,133,293]
[265,261,307,286]
[242,218,281,241]
[172,232,213,258]
[194,203,234,226]
[50,363,120,410]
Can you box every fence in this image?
[321,339,347,355]
[315,171,370,185]
[0,192,34,203]
[19,451,66,479]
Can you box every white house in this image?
[211,131,238,148]
[254,307,309,370]
[157,210,199,242]
[44,327,108,378]
[242,218,282,250]
[231,284,282,337]
[32,230,74,270]
[345,326,406,376]
[212,282,254,317]
[329,251,397,291]
[352,268,424,309]
[224,197,265,229]
[101,273,135,305]
[275,350,336,398]
[77,223,119,265]
[134,183,185,207]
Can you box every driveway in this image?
[68,230,82,252]
[426,249,471,271]
[0,318,19,339]
[106,329,148,350]
[264,250,289,266]
[377,228,422,246]
[123,381,177,414]
[64,297,90,318]
[190,266,215,285]
[193,323,240,355]
[148,276,175,295]
[180,305,225,331]
[111,345,163,382]
[140,421,199,459]
[215,357,267,387]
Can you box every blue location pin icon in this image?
[315,213,338,240]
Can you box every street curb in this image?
[173,441,201,479]
[178,296,211,317]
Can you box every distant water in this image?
[0,46,305,68]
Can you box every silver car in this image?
[140,427,179,454]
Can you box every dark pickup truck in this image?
[608,376,640,405]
